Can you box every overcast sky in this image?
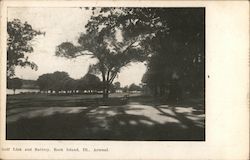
[8,8,146,87]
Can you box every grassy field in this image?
[6,93,205,140]
[7,93,130,109]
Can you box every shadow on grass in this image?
[6,98,205,140]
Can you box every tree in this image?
[129,83,141,92]
[142,9,205,98]
[37,73,52,93]
[63,78,77,93]
[96,8,204,98]
[7,19,44,78]
[7,78,22,94]
[78,73,101,93]
[56,8,150,99]
[50,71,70,93]
[113,82,121,89]
[37,71,70,93]
[123,85,129,93]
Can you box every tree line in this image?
[7,71,142,95]
[37,71,101,94]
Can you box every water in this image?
[7,89,40,95]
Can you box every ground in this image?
[6,93,205,140]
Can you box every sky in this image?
[8,8,146,87]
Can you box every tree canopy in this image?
[55,8,155,99]
[142,8,205,97]
[129,83,141,91]
[55,8,204,99]
[37,71,102,94]
[7,19,44,78]
[37,71,70,93]
[78,73,102,92]
[7,77,22,94]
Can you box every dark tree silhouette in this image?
[7,19,44,78]
[96,8,204,99]
[113,82,121,89]
[37,71,70,93]
[7,77,22,94]
[123,85,129,93]
[129,83,141,92]
[49,71,70,93]
[78,73,101,93]
[37,73,51,93]
[142,9,205,98]
[63,78,77,93]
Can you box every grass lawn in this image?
[6,93,205,140]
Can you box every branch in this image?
[65,51,93,58]
[108,68,120,84]
[106,70,110,82]
[122,39,138,54]
[109,72,117,84]
[56,42,94,58]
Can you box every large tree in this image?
[99,8,204,98]
[56,8,204,99]
[56,8,151,99]
[7,19,44,78]
[142,9,205,98]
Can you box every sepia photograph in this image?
[5,7,205,141]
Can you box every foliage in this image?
[7,19,44,78]
[129,83,141,91]
[37,71,70,92]
[63,78,77,92]
[113,82,121,89]
[7,77,22,94]
[56,8,153,99]
[37,71,102,93]
[122,85,129,93]
[98,8,204,98]
[78,73,102,92]
[141,8,205,97]
[56,8,204,98]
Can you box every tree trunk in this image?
[13,89,16,95]
[102,78,107,99]
[106,82,110,99]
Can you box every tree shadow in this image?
[6,100,204,140]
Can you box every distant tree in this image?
[113,82,121,89]
[63,78,77,93]
[7,77,22,94]
[50,71,70,93]
[129,83,141,91]
[78,73,101,93]
[7,19,44,78]
[122,85,128,93]
[37,73,52,92]
[37,71,70,93]
[109,83,116,93]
